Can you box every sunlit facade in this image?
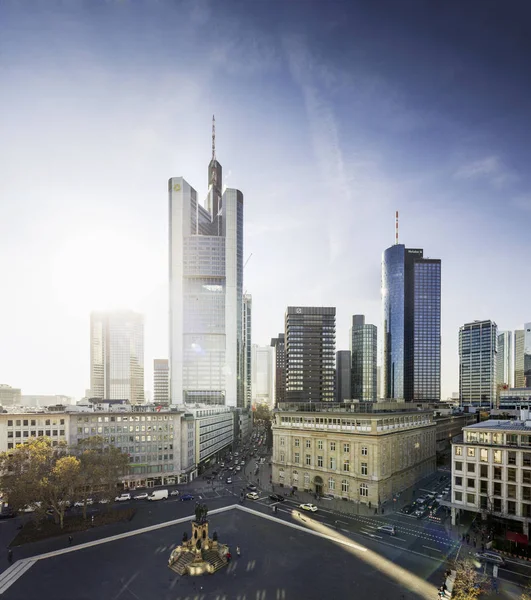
[90,310,144,404]
[169,153,244,407]
[350,315,377,401]
[497,331,513,389]
[153,359,169,405]
[515,330,525,388]
[381,245,441,402]
[243,294,252,409]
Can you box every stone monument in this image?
[168,503,230,576]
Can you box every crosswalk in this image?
[0,559,36,595]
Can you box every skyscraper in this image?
[153,359,169,405]
[169,119,244,407]
[270,333,286,406]
[496,331,513,389]
[382,244,441,401]
[90,310,144,404]
[251,345,274,408]
[515,329,525,388]
[350,315,377,401]
[285,307,336,403]
[525,323,531,388]
[243,294,252,409]
[459,320,497,408]
[335,350,352,402]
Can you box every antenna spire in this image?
[395,210,399,245]
[212,114,216,161]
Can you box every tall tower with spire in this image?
[168,118,244,409]
[381,215,441,402]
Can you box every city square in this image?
[2,507,443,600]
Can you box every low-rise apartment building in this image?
[0,412,70,450]
[450,415,531,536]
[272,404,436,508]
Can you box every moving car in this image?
[134,492,149,500]
[246,492,260,500]
[115,493,131,502]
[474,551,505,566]
[269,494,284,502]
[148,489,168,501]
[247,484,257,491]
[377,525,396,536]
[180,493,194,502]
[299,503,318,512]
[235,466,241,471]
[170,490,180,497]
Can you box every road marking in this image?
[500,568,531,578]
[422,546,442,553]
[337,520,348,525]
[0,559,36,595]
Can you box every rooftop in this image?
[464,420,531,432]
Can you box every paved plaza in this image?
[2,507,442,600]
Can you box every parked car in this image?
[115,493,132,502]
[134,493,149,500]
[180,494,194,502]
[269,494,285,502]
[475,551,505,566]
[226,477,232,484]
[246,492,260,500]
[98,498,110,504]
[299,503,318,512]
[320,494,334,501]
[235,466,241,472]
[377,525,396,536]
[170,490,180,497]
[402,504,415,515]
[74,498,93,507]
[247,484,257,491]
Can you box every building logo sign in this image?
[296,308,302,314]
[173,183,181,192]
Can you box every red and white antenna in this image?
[395,210,399,245]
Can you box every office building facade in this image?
[153,359,170,405]
[169,131,244,407]
[350,315,377,401]
[271,333,286,406]
[525,324,531,388]
[336,351,352,402]
[285,307,336,403]
[243,294,252,409]
[515,330,525,388]
[90,310,144,404]
[381,245,441,402]
[497,331,513,390]
[459,320,497,408]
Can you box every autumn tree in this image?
[452,558,490,600]
[40,455,81,529]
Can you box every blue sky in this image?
[1,0,530,399]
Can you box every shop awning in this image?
[506,531,528,545]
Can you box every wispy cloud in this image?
[454,155,518,187]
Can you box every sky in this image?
[1,0,530,400]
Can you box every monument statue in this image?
[194,503,208,524]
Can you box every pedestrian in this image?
[226,552,231,563]
[481,543,485,552]
[368,501,371,509]
[236,546,240,557]
[473,537,477,548]
[466,534,470,544]
[7,549,13,564]
[462,533,465,542]
[68,535,73,545]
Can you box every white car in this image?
[21,502,42,513]
[246,492,260,500]
[299,503,318,512]
[134,493,149,500]
[115,493,132,502]
[74,498,93,507]
[475,551,505,566]
[98,498,110,504]
[377,525,396,536]
[235,466,241,471]
[170,490,180,497]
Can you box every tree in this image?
[40,456,81,529]
[452,559,490,600]
[253,404,271,425]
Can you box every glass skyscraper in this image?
[90,310,144,404]
[169,138,244,407]
[459,320,497,408]
[335,350,352,402]
[496,331,513,389]
[381,244,441,401]
[350,315,377,401]
[243,294,252,409]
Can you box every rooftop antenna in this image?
[395,210,399,245]
[212,114,216,161]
